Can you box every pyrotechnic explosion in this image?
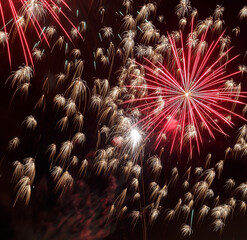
[1,0,247,240]
[0,0,82,68]
[124,22,245,156]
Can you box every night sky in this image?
[0,0,247,240]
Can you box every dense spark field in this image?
[0,1,247,240]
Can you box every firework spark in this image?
[125,15,246,156]
[0,0,82,68]
[2,1,247,239]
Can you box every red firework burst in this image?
[125,16,246,156]
[0,0,82,68]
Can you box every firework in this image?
[0,0,82,68]
[90,1,247,239]
[124,20,245,156]
[2,1,247,240]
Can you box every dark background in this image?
[0,0,247,239]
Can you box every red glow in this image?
[125,17,246,156]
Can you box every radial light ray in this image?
[125,15,246,156]
[0,0,82,68]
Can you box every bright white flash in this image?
[130,128,142,148]
[185,91,191,98]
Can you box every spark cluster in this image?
[2,0,247,240]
